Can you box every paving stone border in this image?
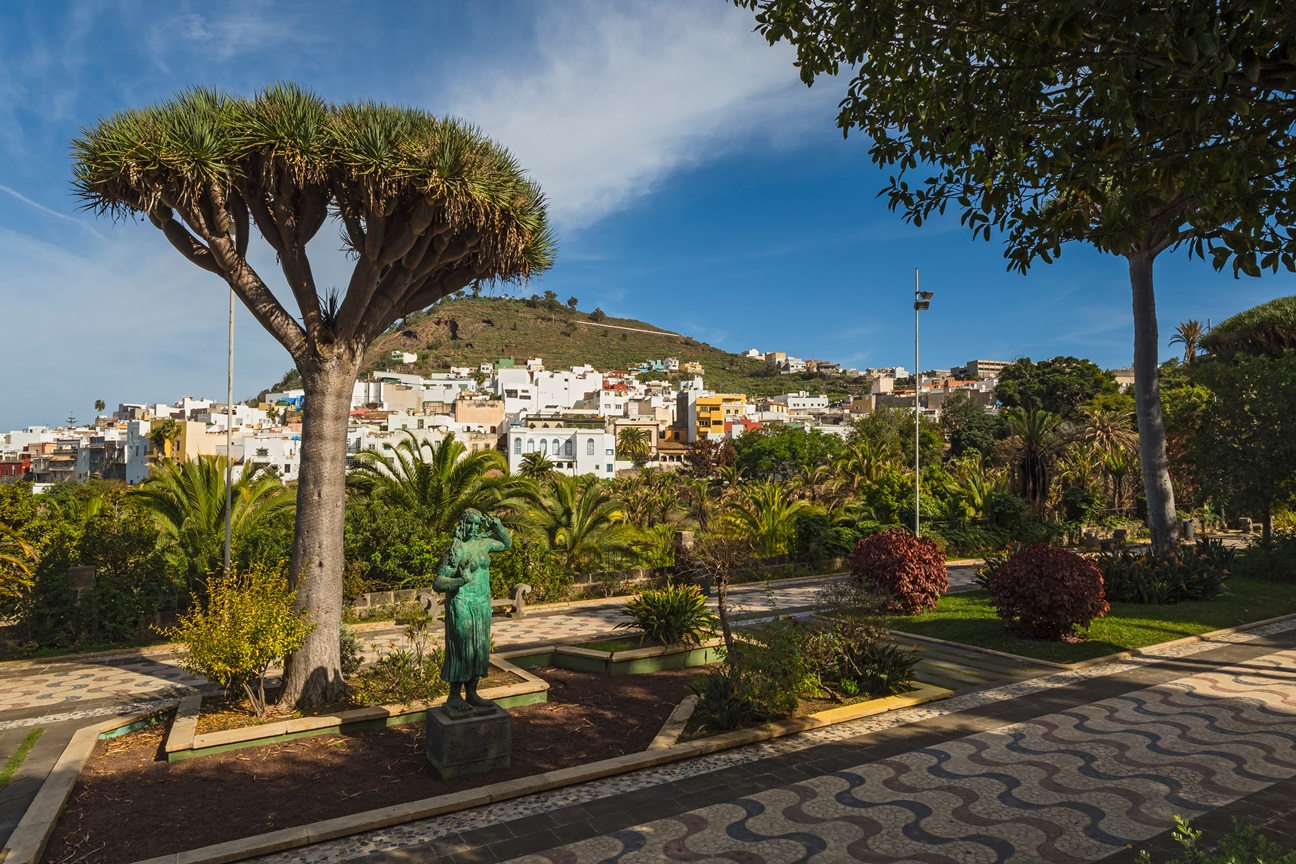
[122,682,952,864]
[0,709,166,864]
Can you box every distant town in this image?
[0,350,1135,489]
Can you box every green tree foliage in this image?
[0,525,34,598]
[1002,408,1065,517]
[1191,352,1296,538]
[347,431,525,535]
[732,425,844,480]
[130,457,294,585]
[163,564,314,716]
[344,499,449,591]
[849,406,942,470]
[1201,295,1296,360]
[21,495,178,648]
[1170,320,1208,365]
[939,390,1004,458]
[995,357,1118,419]
[737,2,1296,551]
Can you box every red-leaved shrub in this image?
[989,544,1109,640]
[849,528,947,614]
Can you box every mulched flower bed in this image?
[47,665,700,864]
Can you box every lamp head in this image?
[914,300,930,311]
[918,290,934,301]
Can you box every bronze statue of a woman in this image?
[434,509,511,715]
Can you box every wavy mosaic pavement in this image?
[509,649,1296,864]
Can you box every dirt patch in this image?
[46,666,701,864]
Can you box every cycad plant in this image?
[130,457,295,586]
[1002,408,1064,518]
[0,525,35,598]
[618,583,717,646]
[527,475,639,572]
[347,431,525,535]
[722,481,809,557]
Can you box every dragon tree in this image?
[72,85,553,709]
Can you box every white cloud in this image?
[446,2,835,232]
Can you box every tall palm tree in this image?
[1002,408,1064,517]
[527,475,639,572]
[1170,319,1206,366]
[722,481,809,557]
[130,457,294,582]
[616,427,652,467]
[348,431,524,535]
[1082,408,1139,454]
[0,525,35,598]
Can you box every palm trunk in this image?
[278,352,361,709]
[1127,251,1177,553]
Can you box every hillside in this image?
[264,297,866,401]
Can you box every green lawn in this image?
[896,576,1296,664]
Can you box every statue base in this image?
[426,704,511,780]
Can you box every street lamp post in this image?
[913,270,934,537]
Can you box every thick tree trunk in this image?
[1127,251,1178,553]
[279,351,361,710]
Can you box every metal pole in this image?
[224,287,234,576]
[914,268,920,537]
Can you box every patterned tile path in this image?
[509,648,1296,863]
[247,620,1296,864]
[0,574,854,714]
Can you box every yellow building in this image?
[694,394,747,440]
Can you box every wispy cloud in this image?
[0,184,105,240]
[447,2,835,232]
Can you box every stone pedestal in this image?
[425,705,511,780]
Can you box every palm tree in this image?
[722,481,809,557]
[348,431,523,535]
[1002,408,1064,517]
[835,439,896,492]
[0,525,35,598]
[1082,408,1139,454]
[616,427,652,467]
[517,451,556,481]
[1170,319,1206,366]
[527,475,638,572]
[149,419,181,462]
[1103,448,1138,516]
[94,399,106,416]
[943,453,1006,521]
[130,457,294,583]
[1059,441,1103,492]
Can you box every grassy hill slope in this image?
[265,297,866,402]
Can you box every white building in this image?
[774,392,830,414]
[504,425,617,478]
[238,434,303,482]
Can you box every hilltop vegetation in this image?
[345,295,867,401]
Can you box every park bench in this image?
[415,583,532,622]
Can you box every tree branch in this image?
[148,209,223,276]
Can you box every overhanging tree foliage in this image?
[72,84,552,709]
[739,1,1296,551]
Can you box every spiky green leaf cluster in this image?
[71,82,553,282]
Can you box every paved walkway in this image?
[243,621,1296,864]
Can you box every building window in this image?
[552,438,561,454]
[526,439,535,453]
[586,438,595,455]
[606,448,614,456]
[606,464,613,473]
[514,438,522,455]
[563,440,573,457]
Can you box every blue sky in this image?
[1,1,1294,431]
